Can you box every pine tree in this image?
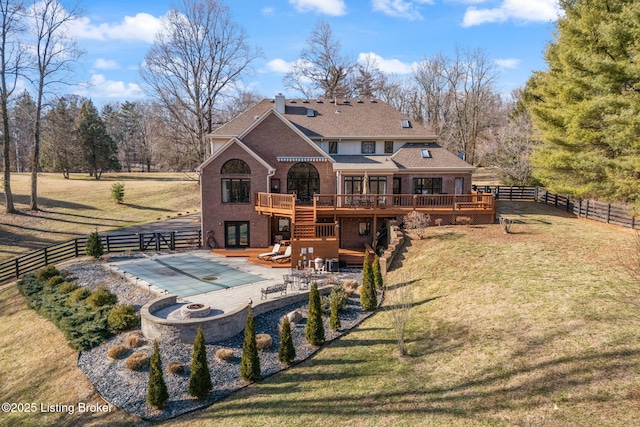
[360,253,377,311]
[278,315,296,365]
[147,340,169,409]
[523,0,640,207]
[329,293,341,331]
[189,328,212,399]
[240,308,260,381]
[372,255,384,290]
[76,100,121,180]
[85,231,104,259]
[305,282,325,346]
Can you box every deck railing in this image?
[256,192,495,214]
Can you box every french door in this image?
[225,221,249,248]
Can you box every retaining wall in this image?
[141,287,332,344]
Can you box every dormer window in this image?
[361,141,375,154]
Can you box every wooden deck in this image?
[210,247,367,269]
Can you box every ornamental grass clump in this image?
[240,308,260,382]
[107,345,127,360]
[255,334,272,350]
[189,328,212,399]
[305,282,325,346]
[125,333,144,348]
[215,348,234,362]
[167,361,184,375]
[125,352,149,371]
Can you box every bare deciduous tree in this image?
[403,211,430,239]
[0,0,25,213]
[28,0,83,210]
[284,20,353,99]
[386,277,414,356]
[140,0,261,167]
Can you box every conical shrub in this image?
[189,328,212,399]
[85,231,104,259]
[372,255,384,290]
[240,308,260,381]
[305,282,325,346]
[329,293,341,331]
[147,340,169,409]
[360,253,377,311]
[278,315,296,365]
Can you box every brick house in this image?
[198,94,495,267]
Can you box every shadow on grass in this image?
[6,194,97,211]
[123,203,172,212]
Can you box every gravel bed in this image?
[69,259,377,422]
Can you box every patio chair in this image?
[258,243,282,261]
[272,245,292,263]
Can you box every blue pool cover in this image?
[117,254,265,298]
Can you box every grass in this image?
[2,167,640,425]
[0,172,200,262]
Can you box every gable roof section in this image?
[197,137,274,173]
[210,97,437,140]
[236,109,332,162]
[391,143,476,172]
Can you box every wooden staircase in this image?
[293,206,316,239]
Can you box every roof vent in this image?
[356,99,364,103]
[302,99,309,103]
[401,119,411,128]
[306,109,315,117]
[343,100,350,104]
[370,99,377,103]
[290,100,297,104]
[316,99,324,104]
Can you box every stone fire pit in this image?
[180,303,211,319]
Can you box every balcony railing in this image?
[256,192,495,214]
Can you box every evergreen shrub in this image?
[147,341,169,409]
[107,304,138,333]
[278,315,296,365]
[85,231,104,259]
[189,328,212,399]
[305,283,325,346]
[240,309,260,381]
[86,286,117,308]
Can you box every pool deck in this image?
[106,250,356,315]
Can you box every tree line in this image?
[3,0,636,214]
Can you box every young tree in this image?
[147,340,169,409]
[240,308,260,381]
[360,254,377,311]
[0,0,26,213]
[85,230,104,259]
[27,0,83,210]
[284,19,354,99]
[305,282,325,346]
[524,0,640,207]
[76,100,120,179]
[386,279,413,356]
[189,327,212,399]
[278,315,296,365]
[140,0,261,167]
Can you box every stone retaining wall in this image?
[379,222,405,275]
[141,287,332,344]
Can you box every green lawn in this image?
[0,173,200,262]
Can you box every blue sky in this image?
[59,0,561,106]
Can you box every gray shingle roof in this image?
[211,97,437,140]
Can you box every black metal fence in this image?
[476,186,639,230]
[0,229,201,286]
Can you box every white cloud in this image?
[358,52,415,74]
[92,59,120,70]
[68,13,163,43]
[262,7,275,15]
[266,58,294,73]
[462,0,561,27]
[494,58,520,69]
[75,74,144,99]
[371,0,434,20]
[289,0,347,16]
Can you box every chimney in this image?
[275,93,285,114]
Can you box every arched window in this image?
[221,159,251,174]
[221,159,251,203]
[287,162,320,202]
